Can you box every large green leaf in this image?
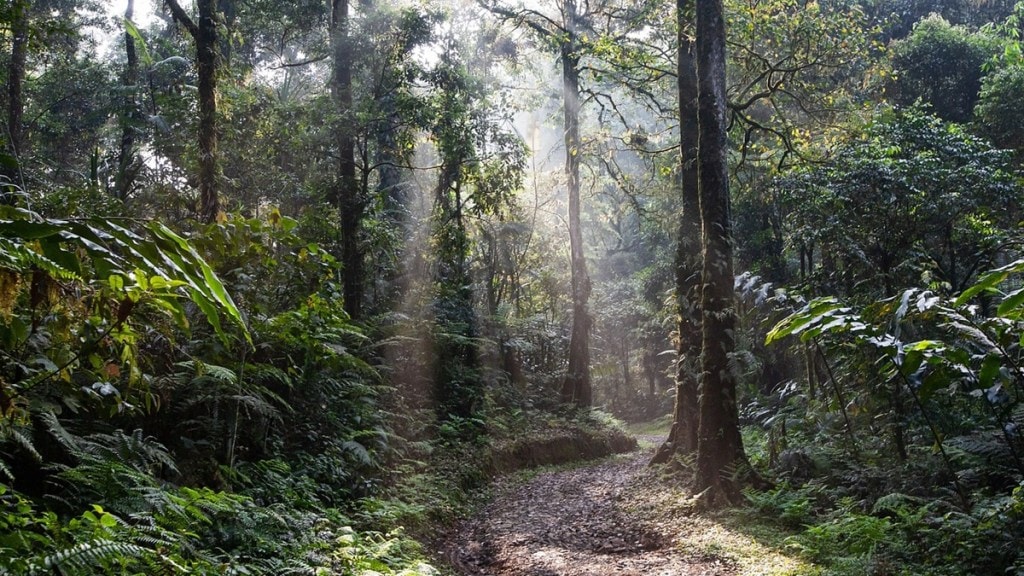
[0,216,249,345]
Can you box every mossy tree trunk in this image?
[331,0,364,320]
[654,0,700,464]
[692,0,753,507]
[165,0,221,223]
[3,0,28,194]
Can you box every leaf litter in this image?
[445,437,739,576]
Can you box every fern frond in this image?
[38,411,85,456]
[42,539,148,572]
[5,427,41,463]
[0,237,80,280]
[175,360,238,386]
[226,393,283,422]
[0,457,13,482]
[77,429,179,477]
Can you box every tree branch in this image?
[163,0,199,38]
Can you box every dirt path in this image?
[444,437,737,576]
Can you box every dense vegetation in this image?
[1,0,1023,574]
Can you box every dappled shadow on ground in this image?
[445,438,737,576]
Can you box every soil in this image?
[444,436,738,576]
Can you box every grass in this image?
[625,414,673,439]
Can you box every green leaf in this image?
[148,222,250,344]
[997,287,1024,318]
[956,259,1024,307]
[191,288,225,344]
[978,354,1003,389]
[765,297,844,344]
[123,18,154,67]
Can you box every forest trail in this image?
[444,436,749,576]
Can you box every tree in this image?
[781,108,1022,298]
[653,0,700,463]
[976,65,1024,159]
[889,15,999,123]
[2,0,28,194]
[692,0,752,506]
[329,0,364,320]
[480,0,593,407]
[115,0,142,201]
[165,0,222,222]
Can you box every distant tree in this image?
[2,0,29,192]
[115,0,142,201]
[976,65,1024,157]
[780,108,1022,298]
[480,0,595,407]
[889,15,1000,123]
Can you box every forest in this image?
[1,0,1023,573]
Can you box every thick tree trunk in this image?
[693,0,752,507]
[3,0,28,193]
[560,0,592,408]
[331,0,364,320]
[654,0,700,465]
[115,0,140,201]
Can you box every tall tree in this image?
[559,0,592,407]
[115,0,141,201]
[481,0,592,407]
[653,0,700,463]
[165,0,221,222]
[330,0,364,320]
[2,0,29,194]
[692,0,751,506]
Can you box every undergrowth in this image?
[742,444,1024,575]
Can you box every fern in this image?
[0,236,80,281]
[40,539,148,573]
[2,424,41,463]
[75,429,179,477]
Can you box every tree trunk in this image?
[331,0,364,320]
[165,0,221,222]
[3,0,28,194]
[196,0,220,222]
[115,0,140,201]
[654,0,700,466]
[560,0,592,408]
[693,0,752,507]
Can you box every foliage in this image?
[775,108,1021,297]
[888,14,1002,123]
[755,253,1024,573]
[0,207,248,460]
[975,64,1024,156]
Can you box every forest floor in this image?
[443,432,817,576]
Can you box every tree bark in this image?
[196,0,220,222]
[654,0,701,465]
[693,0,752,507]
[331,0,364,320]
[165,0,221,222]
[115,0,140,201]
[3,0,29,194]
[560,0,592,408]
